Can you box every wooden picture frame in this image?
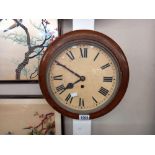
[0,98,64,135]
[0,19,63,83]
[0,19,64,97]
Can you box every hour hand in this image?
[66,78,81,89]
[59,78,84,94]
[57,83,74,95]
[60,80,79,93]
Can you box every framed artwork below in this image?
[0,99,62,135]
[0,19,61,82]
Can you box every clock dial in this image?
[47,44,120,114]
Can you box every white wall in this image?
[63,19,155,134]
[92,19,155,134]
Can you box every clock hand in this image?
[60,78,84,94]
[59,83,74,94]
[66,78,82,89]
[73,78,82,85]
[55,60,85,81]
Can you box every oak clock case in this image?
[39,30,129,119]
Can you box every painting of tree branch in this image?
[0,19,58,80]
[0,99,61,135]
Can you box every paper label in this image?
[79,115,90,120]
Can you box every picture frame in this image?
[0,19,63,83]
[0,98,63,135]
[0,19,63,99]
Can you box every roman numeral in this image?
[92,96,98,103]
[101,63,110,70]
[80,48,87,58]
[56,84,65,94]
[66,51,75,60]
[53,75,63,80]
[65,93,73,104]
[103,77,113,82]
[94,52,100,61]
[79,98,85,108]
[98,87,109,96]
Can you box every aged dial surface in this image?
[46,43,120,114]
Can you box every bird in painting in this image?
[3,19,23,32]
[42,19,50,25]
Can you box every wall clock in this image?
[39,30,129,119]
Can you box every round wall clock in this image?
[39,30,129,119]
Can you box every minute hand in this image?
[55,60,82,78]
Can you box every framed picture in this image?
[0,99,63,135]
[0,19,62,82]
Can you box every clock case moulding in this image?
[39,30,129,119]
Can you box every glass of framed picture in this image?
[0,99,62,135]
[0,19,61,81]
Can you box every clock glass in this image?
[46,42,120,114]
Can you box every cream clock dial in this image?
[48,44,120,114]
[39,30,129,119]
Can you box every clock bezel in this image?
[39,30,129,119]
